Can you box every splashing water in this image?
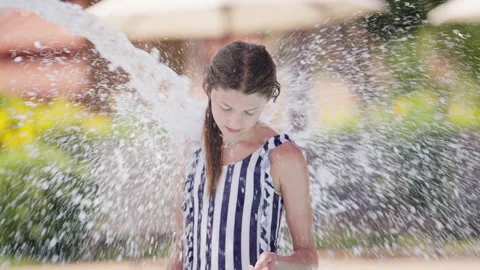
[1,0,480,265]
[1,0,207,141]
[0,0,207,262]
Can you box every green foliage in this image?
[0,92,108,262]
[367,0,447,39]
[0,143,98,262]
[370,21,480,134]
[0,256,36,267]
[434,24,480,80]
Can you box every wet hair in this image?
[203,40,280,196]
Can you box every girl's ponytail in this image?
[203,100,223,196]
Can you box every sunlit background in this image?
[1,0,480,269]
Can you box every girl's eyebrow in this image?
[245,107,260,112]
[221,101,259,112]
[220,101,232,108]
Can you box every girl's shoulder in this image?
[266,132,304,167]
[256,124,300,157]
[269,140,303,162]
[263,131,304,195]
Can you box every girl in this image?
[169,41,317,270]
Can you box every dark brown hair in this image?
[203,41,280,196]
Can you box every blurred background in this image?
[1,0,480,269]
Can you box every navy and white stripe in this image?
[182,134,292,270]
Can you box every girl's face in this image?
[210,88,268,142]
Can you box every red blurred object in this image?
[0,8,86,56]
[0,6,89,96]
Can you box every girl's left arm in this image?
[250,142,318,270]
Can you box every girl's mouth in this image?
[226,126,241,134]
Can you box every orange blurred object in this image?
[0,8,85,55]
[0,7,89,96]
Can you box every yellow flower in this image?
[0,109,7,131]
[392,92,436,121]
[82,115,111,135]
[320,106,352,126]
[393,97,409,117]
[3,124,36,148]
[49,99,81,125]
[34,100,82,132]
[34,106,57,133]
[8,101,30,120]
[448,102,479,127]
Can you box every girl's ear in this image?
[203,81,209,95]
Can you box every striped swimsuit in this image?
[181,134,293,269]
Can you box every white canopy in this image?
[87,0,388,40]
[428,0,480,26]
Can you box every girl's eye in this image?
[245,111,254,116]
[221,106,232,111]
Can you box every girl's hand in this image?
[249,252,278,270]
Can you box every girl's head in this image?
[203,41,280,195]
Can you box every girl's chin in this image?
[221,131,240,139]
[220,130,242,141]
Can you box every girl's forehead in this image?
[212,89,267,107]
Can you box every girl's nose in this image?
[228,113,243,129]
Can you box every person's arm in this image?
[250,142,318,270]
